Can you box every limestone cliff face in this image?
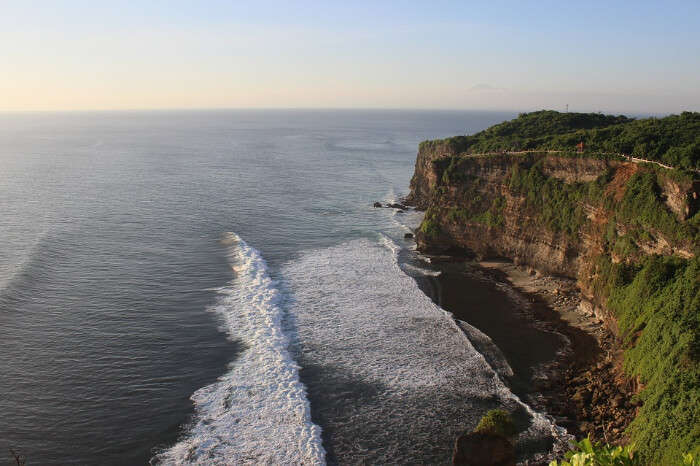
[406,143,698,329]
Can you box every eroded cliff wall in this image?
[407,143,698,327]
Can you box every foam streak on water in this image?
[154,233,325,465]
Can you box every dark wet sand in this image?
[415,262,562,395]
[414,258,606,439]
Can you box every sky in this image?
[1,1,699,113]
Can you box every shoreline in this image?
[419,256,638,452]
[475,260,637,444]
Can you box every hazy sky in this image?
[2,1,699,113]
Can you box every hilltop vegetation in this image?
[419,110,700,170]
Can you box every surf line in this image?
[153,232,326,465]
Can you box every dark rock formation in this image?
[404,233,414,239]
[373,201,410,210]
[452,431,515,466]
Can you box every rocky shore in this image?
[476,260,638,447]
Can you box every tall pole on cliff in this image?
[565,104,569,113]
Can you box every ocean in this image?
[0,109,564,464]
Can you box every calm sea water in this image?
[0,110,564,465]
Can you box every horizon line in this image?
[0,106,680,117]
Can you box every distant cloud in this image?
[469,83,507,92]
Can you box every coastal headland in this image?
[406,111,699,464]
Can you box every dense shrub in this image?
[446,196,505,228]
[506,162,698,247]
[420,111,700,169]
[613,172,697,244]
[549,437,699,466]
[602,255,700,464]
[508,162,588,237]
[549,437,638,465]
[419,207,441,238]
[474,409,516,437]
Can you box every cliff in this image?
[407,119,699,464]
[408,143,697,313]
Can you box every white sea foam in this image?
[384,187,422,228]
[400,261,442,277]
[282,237,568,463]
[456,320,515,380]
[379,233,441,278]
[153,232,325,465]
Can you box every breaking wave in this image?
[153,232,325,465]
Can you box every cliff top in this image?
[420,111,700,171]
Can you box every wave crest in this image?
[153,232,325,465]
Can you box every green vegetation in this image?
[592,255,700,464]
[419,207,441,238]
[421,110,630,154]
[446,196,505,228]
[505,161,698,247]
[508,161,589,237]
[433,156,506,229]
[613,171,697,243]
[549,437,699,466]
[446,207,470,223]
[438,156,475,185]
[421,110,700,170]
[549,437,638,466]
[471,209,504,228]
[474,409,516,438]
[428,140,698,248]
[611,234,638,258]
